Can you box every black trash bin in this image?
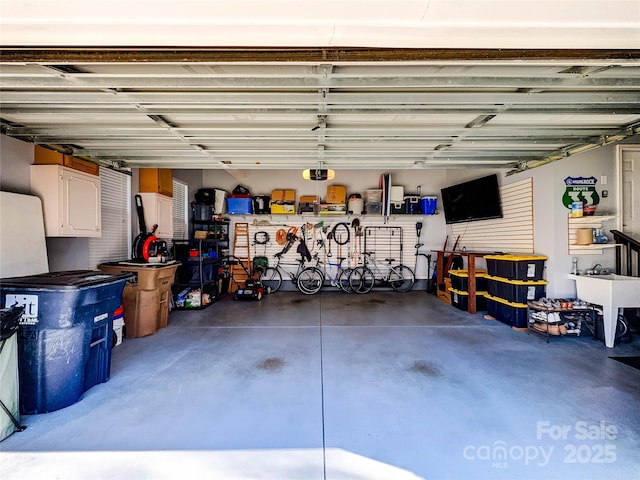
[0,270,130,414]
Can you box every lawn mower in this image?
[222,255,267,301]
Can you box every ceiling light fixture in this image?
[303,168,335,181]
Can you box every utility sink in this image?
[568,274,640,348]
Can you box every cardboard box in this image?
[300,195,319,203]
[271,189,296,203]
[283,189,295,202]
[326,185,347,204]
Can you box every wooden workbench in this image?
[435,250,494,314]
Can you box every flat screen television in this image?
[440,174,503,224]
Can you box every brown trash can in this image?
[98,262,178,338]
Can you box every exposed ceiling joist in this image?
[2,49,639,171]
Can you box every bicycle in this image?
[349,251,416,294]
[311,223,354,293]
[316,255,354,293]
[578,306,630,341]
[259,251,324,295]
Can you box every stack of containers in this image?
[484,254,548,328]
[366,189,383,215]
[448,269,489,312]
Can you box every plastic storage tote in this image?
[366,201,383,215]
[449,269,488,291]
[486,275,547,303]
[449,288,488,312]
[484,254,547,281]
[98,262,178,337]
[485,293,529,328]
[0,270,129,414]
[226,197,253,215]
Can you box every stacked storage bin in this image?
[227,194,253,214]
[448,269,489,312]
[484,255,547,328]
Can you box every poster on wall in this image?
[562,176,601,209]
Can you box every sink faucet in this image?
[589,263,603,275]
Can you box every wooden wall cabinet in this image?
[30,165,101,237]
[34,145,99,176]
[139,168,173,197]
[137,192,173,239]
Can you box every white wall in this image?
[0,136,90,272]
[509,138,639,298]
[0,135,33,194]
[197,167,499,255]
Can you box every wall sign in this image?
[562,176,600,209]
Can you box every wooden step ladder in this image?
[230,222,251,292]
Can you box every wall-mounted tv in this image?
[440,174,503,224]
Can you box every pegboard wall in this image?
[230,217,426,278]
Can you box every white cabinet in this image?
[30,165,101,237]
[137,192,173,239]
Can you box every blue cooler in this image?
[421,196,438,215]
[404,195,421,214]
[0,270,130,414]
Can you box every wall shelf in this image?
[568,215,619,255]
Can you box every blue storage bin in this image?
[1,270,129,414]
[227,197,253,214]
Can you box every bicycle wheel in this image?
[297,267,324,295]
[260,267,282,293]
[389,265,415,292]
[350,266,374,294]
[337,268,353,293]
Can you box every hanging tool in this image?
[444,235,463,276]
[252,231,270,275]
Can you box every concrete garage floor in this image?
[1,291,640,480]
